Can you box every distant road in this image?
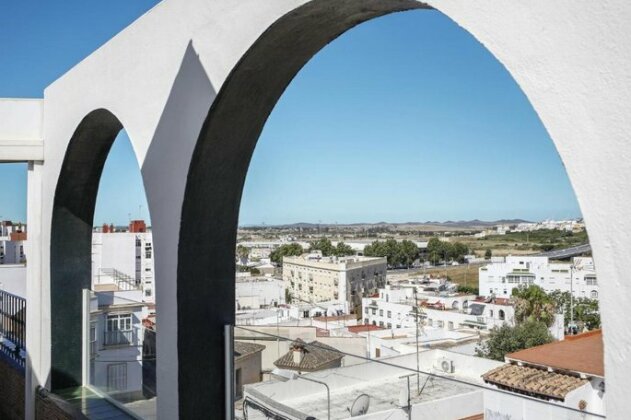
[534,243,591,259]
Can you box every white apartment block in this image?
[0,238,25,265]
[479,256,598,299]
[92,228,155,302]
[283,254,387,305]
[88,289,149,399]
[362,286,515,332]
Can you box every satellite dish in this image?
[349,394,370,416]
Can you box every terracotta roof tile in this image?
[273,339,343,372]
[347,325,383,333]
[482,364,588,400]
[234,341,265,361]
[507,330,603,377]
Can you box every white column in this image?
[25,161,48,420]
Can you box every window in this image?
[145,289,152,297]
[499,310,505,320]
[105,313,133,346]
[585,275,597,286]
[591,290,598,299]
[378,321,384,327]
[107,363,127,391]
[379,309,383,317]
[364,308,368,314]
[387,311,392,318]
[371,309,376,315]
[387,323,392,329]
[90,322,97,357]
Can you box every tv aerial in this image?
[349,394,370,417]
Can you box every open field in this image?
[390,263,482,289]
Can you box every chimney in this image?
[293,349,303,365]
[292,343,304,365]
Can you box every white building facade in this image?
[283,255,387,305]
[88,289,149,400]
[479,256,598,299]
[362,286,516,332]
[92,229,155,303]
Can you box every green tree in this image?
[511,285,557,327]
[452,242,469,263]
[270,243,304,265]
[549,290,601,330]
[484,248,492,259]
[236,244,250,264]
[309,238,335,256]
[363,239,401,267]
[427,237,444,265]
[476,320,554,361]
[399,240,419,268]
[335,242,354,257]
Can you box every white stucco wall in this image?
[0,264,26,298]
[0,99,43,162]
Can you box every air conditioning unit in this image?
[434,357,455,374]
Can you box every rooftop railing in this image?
[0,289,26,368]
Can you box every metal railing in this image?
[103,329,135,347]
[99,268,140,291]
[0,289,26,367]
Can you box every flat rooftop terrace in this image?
[245,353,481,419]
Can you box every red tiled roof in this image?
[348,325,383,333]
[507,330,603,377]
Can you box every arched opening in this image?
[89,129,156,414]
[499,309,505,321]
[178,0,596,417]
[51,109,123,390]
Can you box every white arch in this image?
[0,1,626,418]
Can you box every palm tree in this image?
[511,285,556,327]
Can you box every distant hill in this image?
[240,219,531,230]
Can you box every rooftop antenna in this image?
[348,394,370,417]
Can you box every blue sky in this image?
[0,3,581,226]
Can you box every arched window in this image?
[591,290,598,299]
[499,309,505,321]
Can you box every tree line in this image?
[363,239,419,268]
[426,237,470,264]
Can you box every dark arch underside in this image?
[178,0,429,417]
[50,109,122,389]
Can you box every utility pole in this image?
[570,264,575,334]
[409,287,424,394]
